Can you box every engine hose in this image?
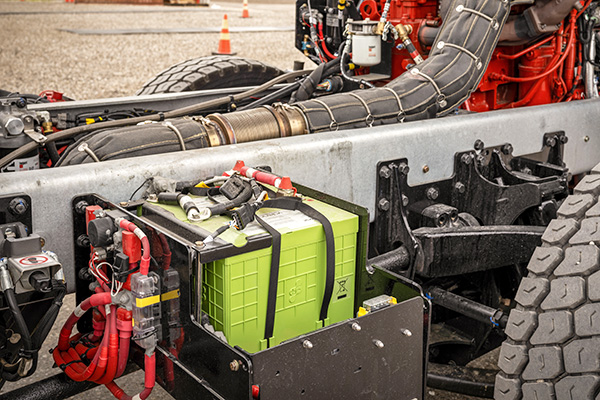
[0,69,313,170]
[296,0,511,131]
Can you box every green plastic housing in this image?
[156,195,358,353]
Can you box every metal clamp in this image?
[348,93,374,127]
[162,121,187,151]
[383,87,406,122]
[313,99,339,131]
[437,41,483,70]
[456,5,500,30]
[410,68,448,108]
[77,143,101,163]
[23,129,47,144]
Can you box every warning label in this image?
[18,255,48,266]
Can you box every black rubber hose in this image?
[32,283,66,349]
[45,142,61,166]
[2,288,36,381]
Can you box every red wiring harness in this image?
[53,219,156,400]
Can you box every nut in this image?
[422,165,430,173]
[378,198,390,212]
[303,340,313,349]
[351,322,361,332]
[379,166,392,179]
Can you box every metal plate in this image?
[251,296,425,400]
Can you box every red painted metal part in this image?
[360,0,586,111]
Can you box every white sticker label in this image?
[241,209,317,236]
[1,155,39,172]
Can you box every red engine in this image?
[297,0,596,112]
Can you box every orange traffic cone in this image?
[213,14,237,55]
[242,0,250,18]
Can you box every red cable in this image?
[497,35,555,60]
[493,11,576,83]
[318,22,337,60]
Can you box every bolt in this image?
[147,193,158,202]
[39,237,46,248]
[426,187,439,200]
[303,340,313,349]
[379,166,392,179]
[476,154,486,165]
[195,241,205,247]
[230,360,241,371]
[522,167,532,175]
[365,265,375,274]
[474,139,484,151]
[400,328,413,337]
[75,200,90,214]
[119,201,128,207]
[8,197,28,216]
[373,339,384,348]
[422,165,430,173]
[501,144,513,155]
[352,322,362,332]
[398,163,410,175]
[560,135,569,144]
[76,235,91,248]
[454,182,466,194]
[378,198,390,212]
[402,195,409,207]
[584,136,590,142]
[461,154,472,165]
[545,137,557,147]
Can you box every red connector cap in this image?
[252,384,260,399]
[233,160,245,172]
[85,205,102,234]
[122,231,141,263]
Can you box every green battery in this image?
[155,194,358,353]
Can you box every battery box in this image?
[151,192,358,353]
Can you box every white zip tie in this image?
[455,5,500,30]
[312,99,339,131]
[382,87,406,122]
[410,68,448,108]
[437,41,483,70]
[348,93,374,127]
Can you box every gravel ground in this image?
[0,1,498,398]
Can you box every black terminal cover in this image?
[87,217,116,248]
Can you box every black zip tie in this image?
[58,359,85,371]
[158,112,165,121]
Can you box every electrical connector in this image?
[231,202,262,230]
[219,175,246,200]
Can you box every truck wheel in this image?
[495,168,600,400]
[136,55,283,95]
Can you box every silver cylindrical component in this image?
[585,32,599,99]
[348,19,381,67]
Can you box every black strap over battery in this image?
[256,197,336,343]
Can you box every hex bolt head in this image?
[422,165,430,173]
[352,322,362,332]
[476,154,486,165]
[230,360,241,372]
[303,340,313,349]
[426,187,439,200]
[74,200,90,214]
[560,135,569,144]
[378,198,390,212]
[402,195,409,207]
[379,166,392,179]
[400,328,413,337]
[461,154,472,165]
[474,139,484,151]
[454,182,466,194]
[545,137,557,147]
[501,143,513,155]
[373,339,384,348]
[584,136,590,142]
[398,163,410,175]
[8,197,28,216]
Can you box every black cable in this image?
[237,82,301,111]
[129,177,152,201]
[45,142,61,166]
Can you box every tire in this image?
[136,55,283,95]
[495,165,600,400]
